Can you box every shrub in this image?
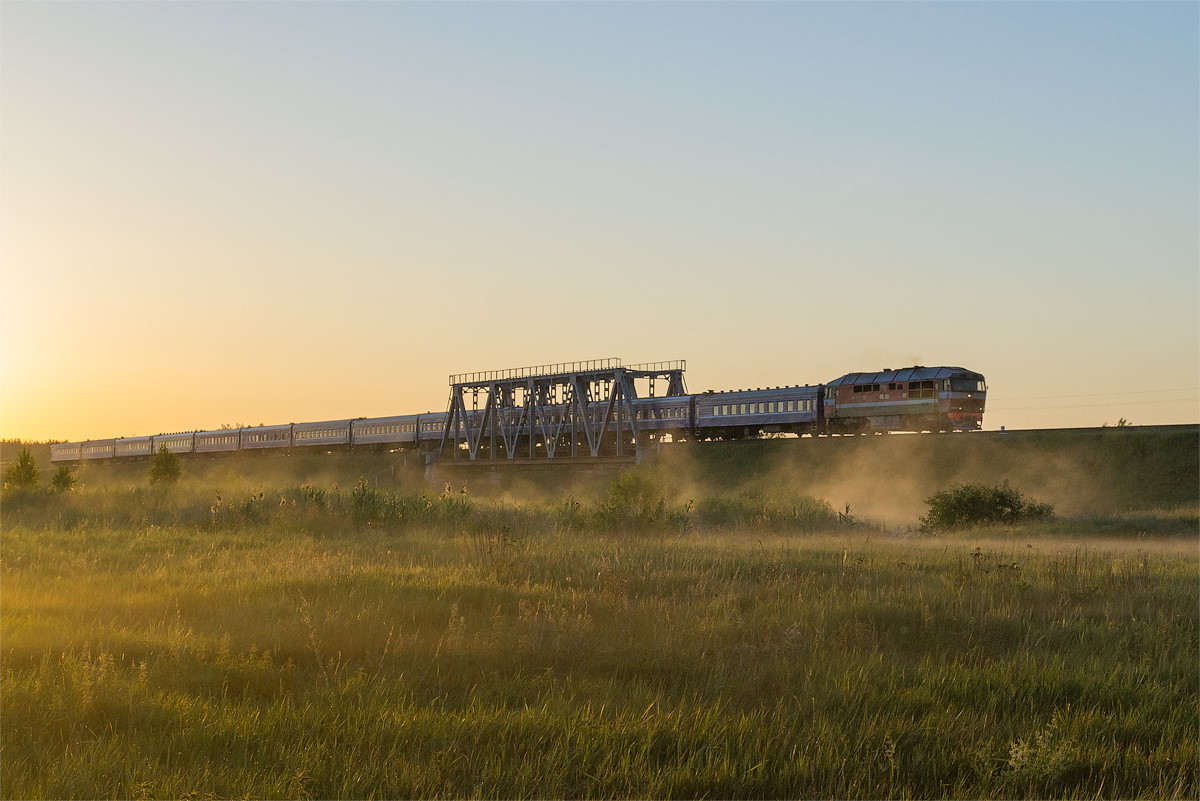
[3,447,39,491]
[148,445,182,486]
[49,464,77,493]
[603,469,664,515]
[594,469,686,530]
[921,480,1053,530]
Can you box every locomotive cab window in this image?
[951,378,985,393]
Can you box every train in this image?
[49,365,987,464]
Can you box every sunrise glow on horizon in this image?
[2,1,1197,443]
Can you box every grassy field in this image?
[2,463,1197,799]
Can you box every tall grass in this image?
[2,480,1197,798]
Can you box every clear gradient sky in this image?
[2,1,1197,442]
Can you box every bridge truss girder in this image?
[439,360,686,460]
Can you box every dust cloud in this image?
[644,429,1197,526]
[64,428,1196,528]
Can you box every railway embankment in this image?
[8,425,1196,522]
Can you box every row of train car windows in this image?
[200,436,237,445]
[634,408,688,420]
[360,424,416,435]
[712,400,814,416]
[115,441,189,451]
[447,409,688,423]
[245,433,289,442]
[296,429,346,440]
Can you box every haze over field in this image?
[2,2,1197,441]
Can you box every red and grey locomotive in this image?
[823,366,987,433]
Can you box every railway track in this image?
[966,423,1197,438]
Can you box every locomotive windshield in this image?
[951,378,986,392]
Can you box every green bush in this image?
[148,445,182,486]
[3,447,39,491]
[921,480,1054,530]
[594,469,685,530]
[49,464,77,493]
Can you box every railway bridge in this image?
[434,358,687,466]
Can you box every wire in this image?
[990,397,1199,412]
[1001,387,1199,401]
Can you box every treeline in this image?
[0,440,53,470]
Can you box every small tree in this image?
[50,464,77,493]
[3,447,39,490]
[148,444,182,486]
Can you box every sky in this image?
[2,1,1197,441]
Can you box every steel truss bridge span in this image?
[440,359,687,461]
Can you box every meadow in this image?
[2,450,1197,801]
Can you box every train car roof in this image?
[702,384,821,395]
[825,366,983,386]
[630,394,692,402]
